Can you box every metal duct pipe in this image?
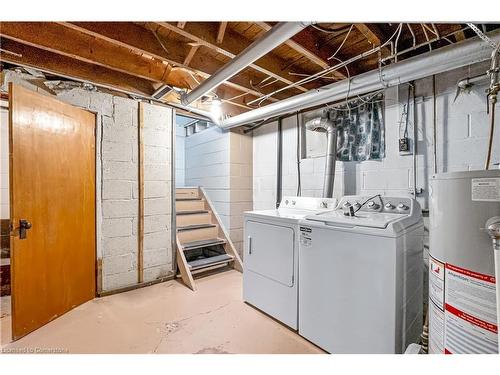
[180,22,313,106]
[305,116,337,198]
[219,30,500,129]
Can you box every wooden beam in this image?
[155,22,310,93]
[177,22,186,29]
[62,22,283,102]
[354,24,381,45]
[255,21,345,80]
[354,24,392,56]
[1,22,173,84]
[217,22,228,44]
[0,38,155,96]
[0,37,249,117]
[183,45,199,66]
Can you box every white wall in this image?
[253,61,500,211]
[184,127,252,256]
[174,115,191,187]
[185,126,231,228]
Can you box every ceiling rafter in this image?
[255,21,345,79]
[354,24,392,56]
[0,22,261,115]
[183,45,199,66]
[154,21,310,93]
[217,22,228,44]
[0,37,155,96]
[0,22,173,84]
[59,22,282,103]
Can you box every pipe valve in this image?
[485,216,500,251]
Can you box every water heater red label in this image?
[443,263,498,354]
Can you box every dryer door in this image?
[245,220,295,287]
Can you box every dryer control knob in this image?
[353,202,361,210]
[343,201,352,208]
[367,201,379,210]
[385,202,395,210]
[397,203,409,211]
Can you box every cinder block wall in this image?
[141,102,173,283]
[175,122,186,187]
[1,71,174,293]
[185,126,231,228]
[228,130,253,256]
[184,126,252,257]
[252,61,500,210]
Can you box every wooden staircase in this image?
[175,187,243,291]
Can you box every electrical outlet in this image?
[399,137,410,153]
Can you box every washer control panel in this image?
[337,195,413,215]
[280,196,337,210]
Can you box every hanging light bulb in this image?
[210,98,222,121]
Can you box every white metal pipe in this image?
[219,30,500,129]
[180,22,312,106]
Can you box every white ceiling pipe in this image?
[180,22,313,106]
[219,29,500,129]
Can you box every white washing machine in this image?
[298,195,424,353]
[243,196,337,329]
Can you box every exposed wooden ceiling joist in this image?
[154,22,310,93]
[61,22,282,103]
[0,22,173,84]
[0,37,155,96]
[354,24,391,56]
[217,22,228,44]
[255,21,345,79]
[183,45,199,66]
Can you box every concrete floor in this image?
[0,270,323,354]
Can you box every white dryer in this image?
[243,196,337,329]
[298,195,424,353]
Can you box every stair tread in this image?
[176,210,209,215]
[181,238,226,250]
[176,198,203,201]
[188,254,234,270]
[177,223,216,232]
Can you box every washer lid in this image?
[304,210,403,229]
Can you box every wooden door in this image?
[9,84,96,340]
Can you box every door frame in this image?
[8,84,98,340]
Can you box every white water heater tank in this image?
[429,170,500,354]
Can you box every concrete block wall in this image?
[1,71,174,293]
[252,61,500,211]
[228,130,253,256]
[95,94,140,291]
[184,126,252,257]
[185,126,231,229]
[175,121,186,187]
[252,115,345,210]
[141,102,173,283]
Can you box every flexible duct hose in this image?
[305,116,337,198]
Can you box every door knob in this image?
[19,219,32,239]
